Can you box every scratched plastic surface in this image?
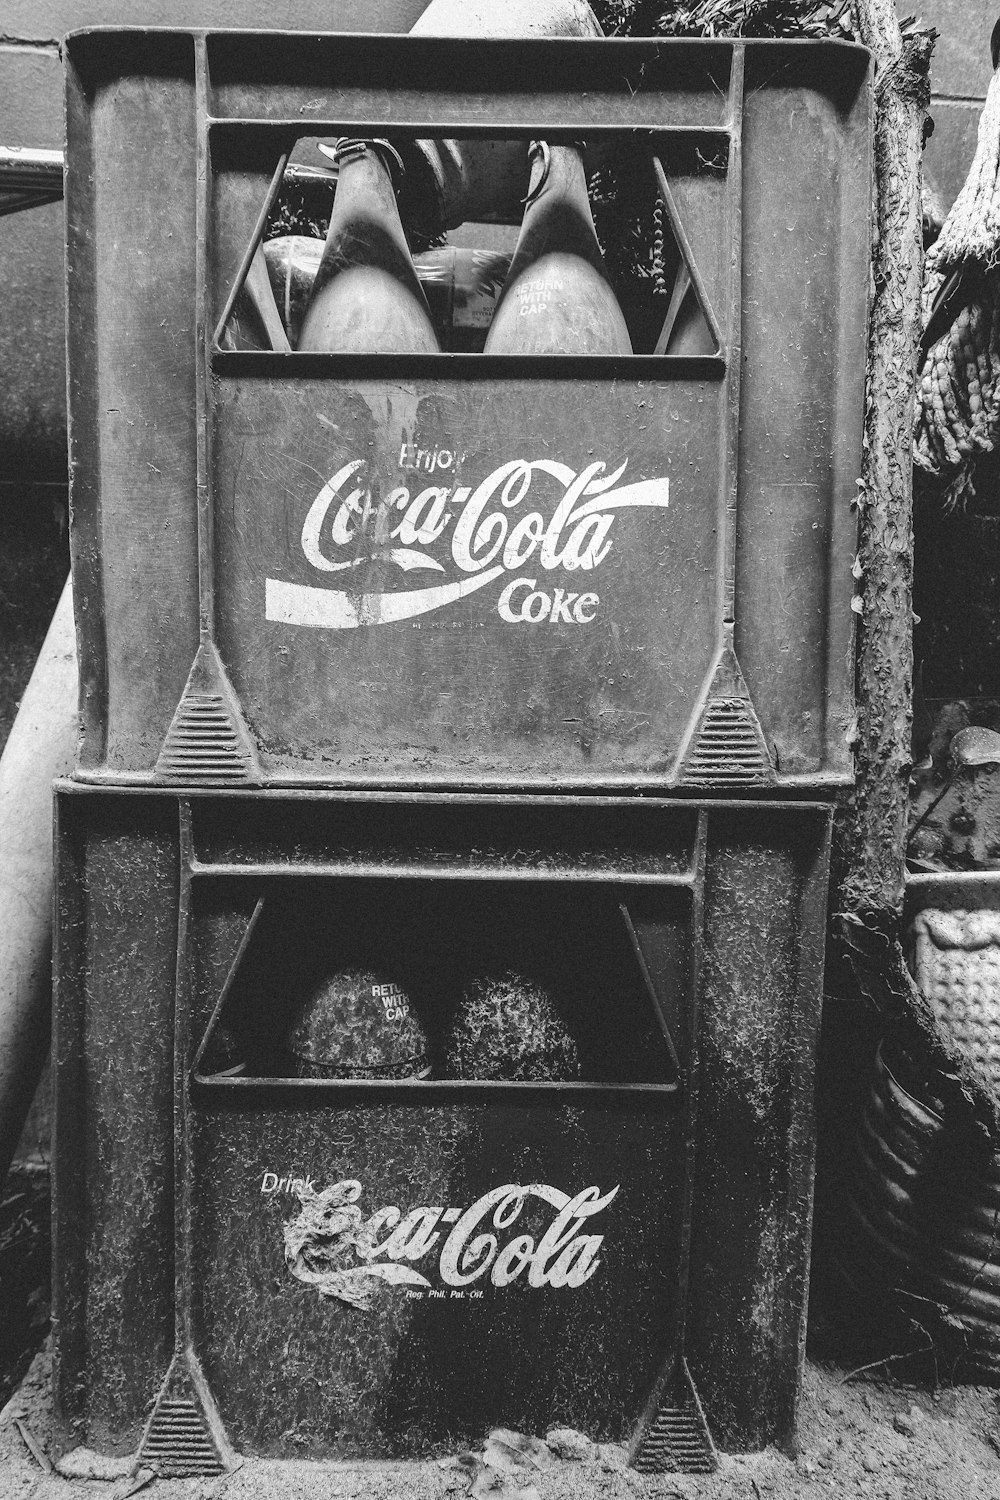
[53,792,832,1457]
[64,30,871,789]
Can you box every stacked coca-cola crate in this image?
[54,23,871,1476]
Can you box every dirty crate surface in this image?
[53,790,831,1463]
[65,29,870,791]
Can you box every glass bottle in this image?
[298,137,440,354]
[484,140,632,355]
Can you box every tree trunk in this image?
[837,2,1000,1127]
[842,0,927,920]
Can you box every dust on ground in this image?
[3,1345,1000,1500]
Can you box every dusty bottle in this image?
[283,968,431,1081]
[297,138,440,354]
[484,141,632,355]
[442,969,580,1082]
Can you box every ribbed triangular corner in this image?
[676,645,774,789]
[156,642,260,787]
[137,1353,229,1478]
[629,1360,718,1476]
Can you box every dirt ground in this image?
[2,1344,1000,1500]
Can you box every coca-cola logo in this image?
[265,452,669,631]
[279,1177,619,1310]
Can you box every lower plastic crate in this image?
[53,789,831,1466]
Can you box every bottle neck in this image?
[299,135,438,352]
[511,140,606,277]
[330,142,403,235]
[316,137,428,300]
[525,142,594,223]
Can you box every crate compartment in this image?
[182,868,688,1454]
[194,879,686,1085]
[214,124,728,358]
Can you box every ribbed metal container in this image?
[843,1040,1000,1379]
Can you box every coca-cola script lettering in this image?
[264,454,669,631]
[281,1177,619,1310]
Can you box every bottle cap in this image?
[285,969,430,1080]
[332,137,406,189]
[443,970,580,1082]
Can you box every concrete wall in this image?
[0,44,65,487]
[0,22,68,788]
[909,0,995,210]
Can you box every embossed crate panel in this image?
[212,376,716,782]
[189,1098,682,1454]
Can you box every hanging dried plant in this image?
[593,0,856,37]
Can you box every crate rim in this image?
[54,777,836,814]
[63,26,871,55]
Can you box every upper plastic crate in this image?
[65,29,871,791]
